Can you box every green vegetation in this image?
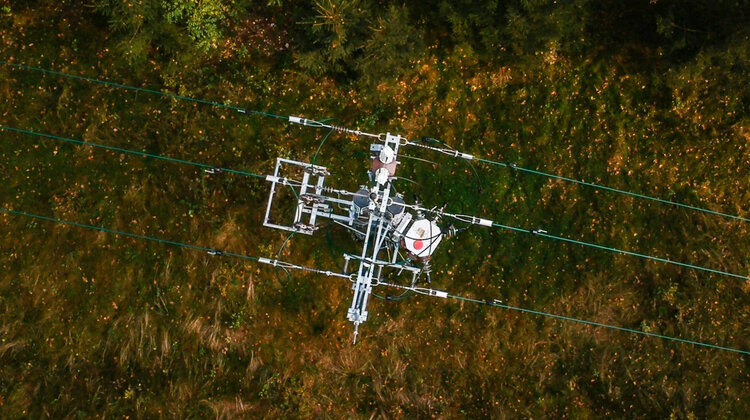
[1,0,749,417]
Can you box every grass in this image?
[1,1,749,418]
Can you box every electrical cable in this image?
[311,127,336,167]
[411,203,747,280]
[491,222,749,280]
[0,61,286,119]
[398,154,439,165]
[3,207,746,355]
[7,61,749,351]
[420,137,482,193]
[0,125,265,179]
[473,157,750,223]
[374,281,748,355]
[274,231,296,285]
[373,291,413,301]
[404,137,749,223]
[448,293,750,356]
[8,60,745,223]
[0,207,258,261]
[0,207,350,282]
[2,62,382,141]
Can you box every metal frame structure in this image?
[4,62,746,354]
[261,122,492,343]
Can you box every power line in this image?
[474,157,750,223]
[491,223,749,280]
[3,206,747,356]
[5,60,747,224]
[446,294,750,356]
[0,207,356,282]
[0,61,286,120]
[5,61,748,351]
[375,281,749,355]
[0,207,356,281]
[402,139,749,223]
[0,207,257,261]
[1,61,381,141]
[400,204,748,280]
[0,125,264,179]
